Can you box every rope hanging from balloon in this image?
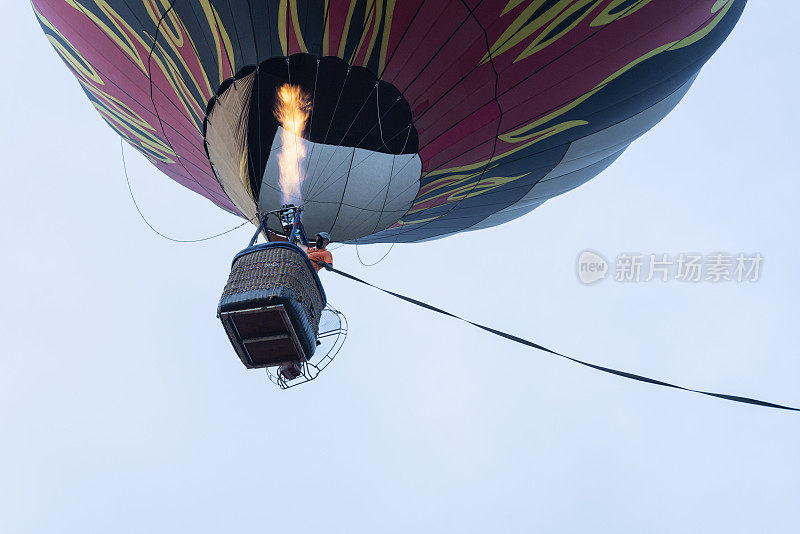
[354,240,395,267]
[319,263,799,413]
[121,139,254,243]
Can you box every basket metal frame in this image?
[267,304,348,389]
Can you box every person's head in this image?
[315,232,331,249]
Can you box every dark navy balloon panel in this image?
[33,0,746,242]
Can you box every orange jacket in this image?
[306,247,333,272]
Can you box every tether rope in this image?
[317,262,798,412]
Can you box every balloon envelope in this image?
[33,0,746,242]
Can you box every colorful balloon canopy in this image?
[33,0,745,243]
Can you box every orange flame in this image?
[274,84,310,205]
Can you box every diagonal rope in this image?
[322,264,799,413]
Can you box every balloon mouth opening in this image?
[203,54,422,242]
[204,54,419,204]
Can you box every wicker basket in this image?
[218,243,326,361]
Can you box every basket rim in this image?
[230,242,327,304]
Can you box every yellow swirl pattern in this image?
[398,0,738,226]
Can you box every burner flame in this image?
[274,84,310,205]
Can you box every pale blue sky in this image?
[2,3,799,533]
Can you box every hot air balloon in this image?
[33,0,747,384]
